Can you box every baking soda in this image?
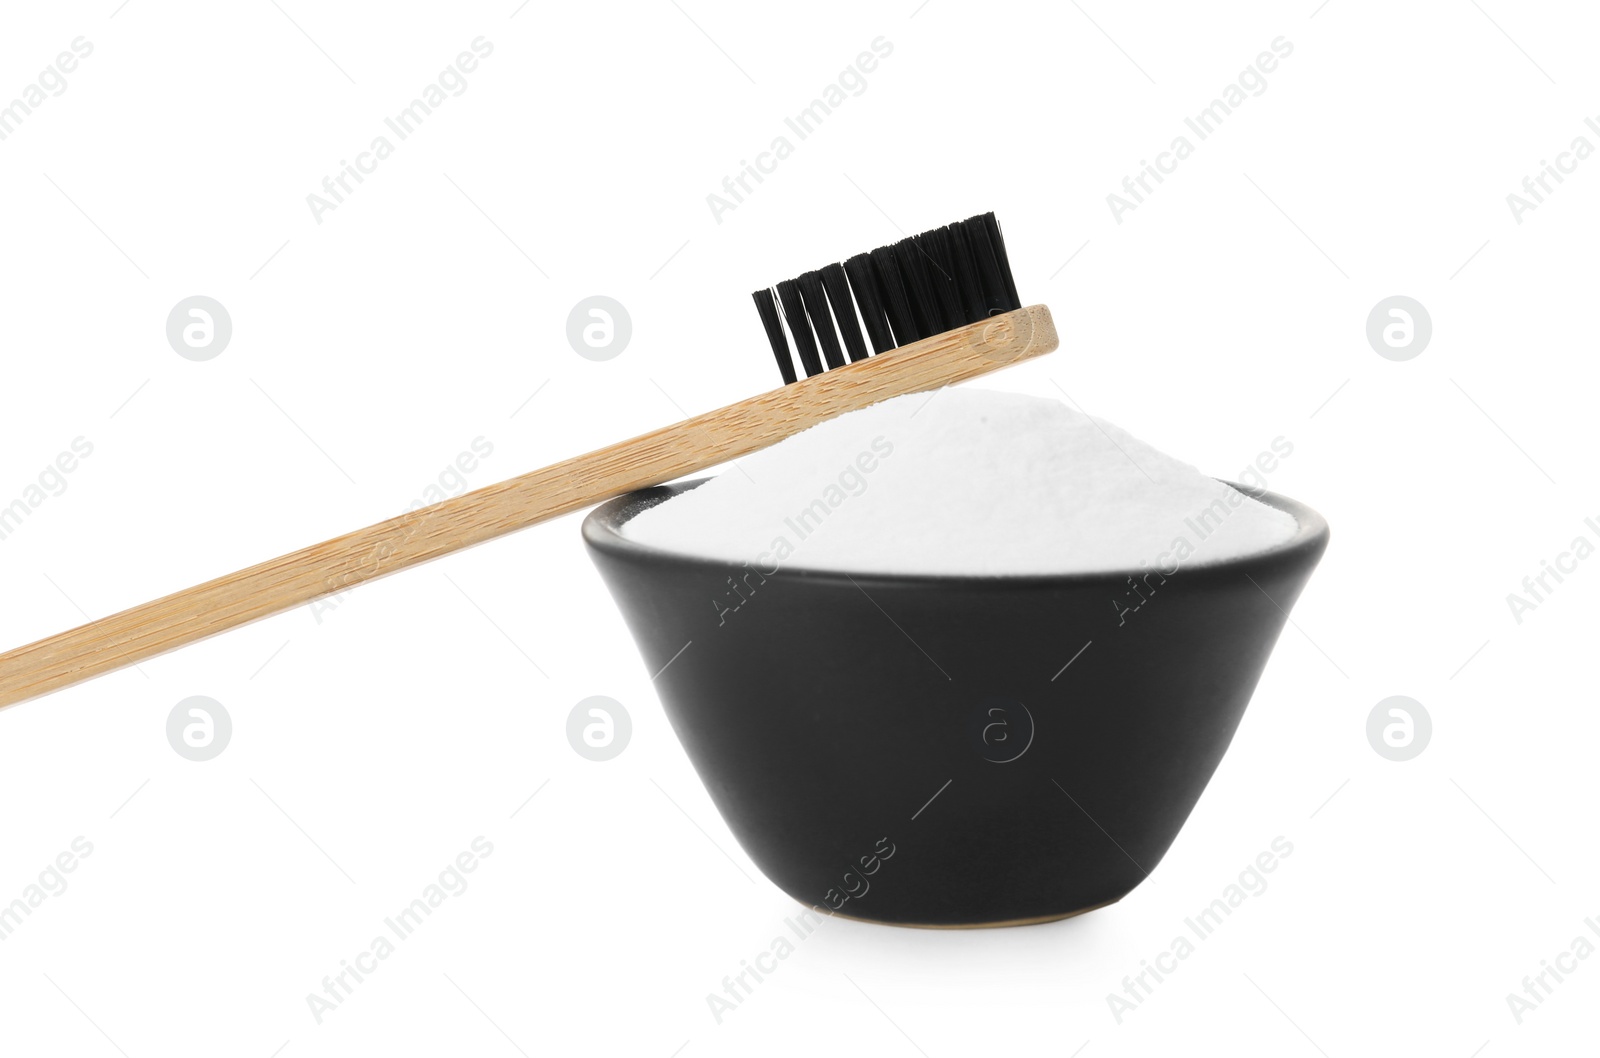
[621,388,1299,576]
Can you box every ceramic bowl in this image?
[582,480,1329,927]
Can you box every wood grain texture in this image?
[0,305,1056,709]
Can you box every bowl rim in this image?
[582,477,1330,588]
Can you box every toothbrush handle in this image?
[0,305,1057,709]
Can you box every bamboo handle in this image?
[0,305,1057,709]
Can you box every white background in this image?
[1,1,1596,1054]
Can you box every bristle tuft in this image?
[821,263,869,362]
[797,270,846,370]
[775,278,823,379]
[843,254,894,354]
[752,212,1021,383]
[752,288,796,385]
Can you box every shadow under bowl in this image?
[582,481,1329,928]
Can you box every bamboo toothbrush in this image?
[0,213,1056,709]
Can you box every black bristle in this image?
[918,228,966,329]
[821,263,869,362]
[980,212,1021,310]
[752,288,796,385]
[753,211,1022,383]
[893,238,943,338]
[947,223,987,324]
[843,254,895,354]
[963,214,1013,317]
[775,279,824,377]
[797,270,846,370]
[870,245,919,345]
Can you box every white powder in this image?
[621,388,1299,576]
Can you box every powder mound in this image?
[621,388,1299,576]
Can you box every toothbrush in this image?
[0,213,1056,709]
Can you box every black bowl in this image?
[583,480,1328,928]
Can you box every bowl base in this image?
[821,894,1123,930]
